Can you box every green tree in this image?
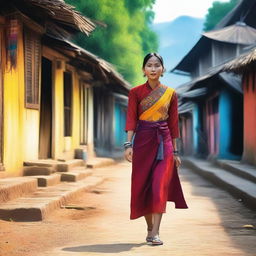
[65,0,158,85]
[204,0,239,31]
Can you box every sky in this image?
[153,0,230,23]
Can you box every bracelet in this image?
[173,150,179,156]
[124,141,132,150]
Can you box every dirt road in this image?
[0,161,256,256]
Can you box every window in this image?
[64,71,73,136]
[24,28,41,109]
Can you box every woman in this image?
[124,53,188,246]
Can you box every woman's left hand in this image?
[174,156,181,169]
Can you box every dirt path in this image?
[0,161,256,256]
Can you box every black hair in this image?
[142,53,164,68]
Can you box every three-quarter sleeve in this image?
[167,92,180,138]
[125,89,138,131]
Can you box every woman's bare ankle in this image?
[151,229,159,237]
[147,225,153,231]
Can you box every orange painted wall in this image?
[242,72,256,165]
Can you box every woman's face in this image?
[143,56,164,81]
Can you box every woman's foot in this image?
[146,228,153,243]
[151,234,163,246]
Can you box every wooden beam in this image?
[42,46,69,61]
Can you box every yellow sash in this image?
[139,87,175,121]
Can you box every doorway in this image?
[39,57,52,159]
[207,96,219,156]
[80,81,89,145]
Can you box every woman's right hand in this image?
[124,147,133,162]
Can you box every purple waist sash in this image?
[134,120,171,160]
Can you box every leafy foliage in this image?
[65,0,158,85]
[204,0,239,31]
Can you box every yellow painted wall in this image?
[3,23,25,176]
[71,71,81,150]
[3,21,41,176]
[87,87,95,157]
[23,109,40,161]
[52,60,65,159]
[43,53,83,161]
[2,27,94,176]
[63,69,81,156]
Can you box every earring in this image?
[143,74,146,77]
[161,73,164,77]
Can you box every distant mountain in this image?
[152,16,205,88]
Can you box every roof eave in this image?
[171,37,208,73]
[43,35,131,92]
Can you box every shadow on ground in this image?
[62,242,146,253]
[181,167,256,256]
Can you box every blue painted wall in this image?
[114,101,127,148]
[192,104,199,155]
[218,88,241,160]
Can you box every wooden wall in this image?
[242,71,256,165]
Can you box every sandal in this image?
[151,234,163,246]
[146,236,153,243]
[146,229,153,243]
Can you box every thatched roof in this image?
[172,22,256,74]
[26,0,95,35]
[203,22,256,45]
[178,101,196,114]
[44,35,131,93]
[219,72,242,93]
[175,66,221,95]
[181,88,207,99]
[2,0,96,36]
[221,46,256,72]
[172,0,256,74]
[66,40,131,92]
[175,65,242,96]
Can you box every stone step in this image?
[24,159,59,168]
[0,177,37,204]
[24,159,86,173]
[23,166,56,176]
[183,157,256,211]
[87,157,116,168]
[60,169,92,182]
[56,159,86,172]
[215,159,256,183]
[0,176,105,221]
[33,173,61,187]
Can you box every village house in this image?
[221,46,256,166]
[172,0,256,161]
[0,0,129,178]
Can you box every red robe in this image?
[125,81,180,138]
[126,81,188,220]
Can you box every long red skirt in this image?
[130,120,188,220]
